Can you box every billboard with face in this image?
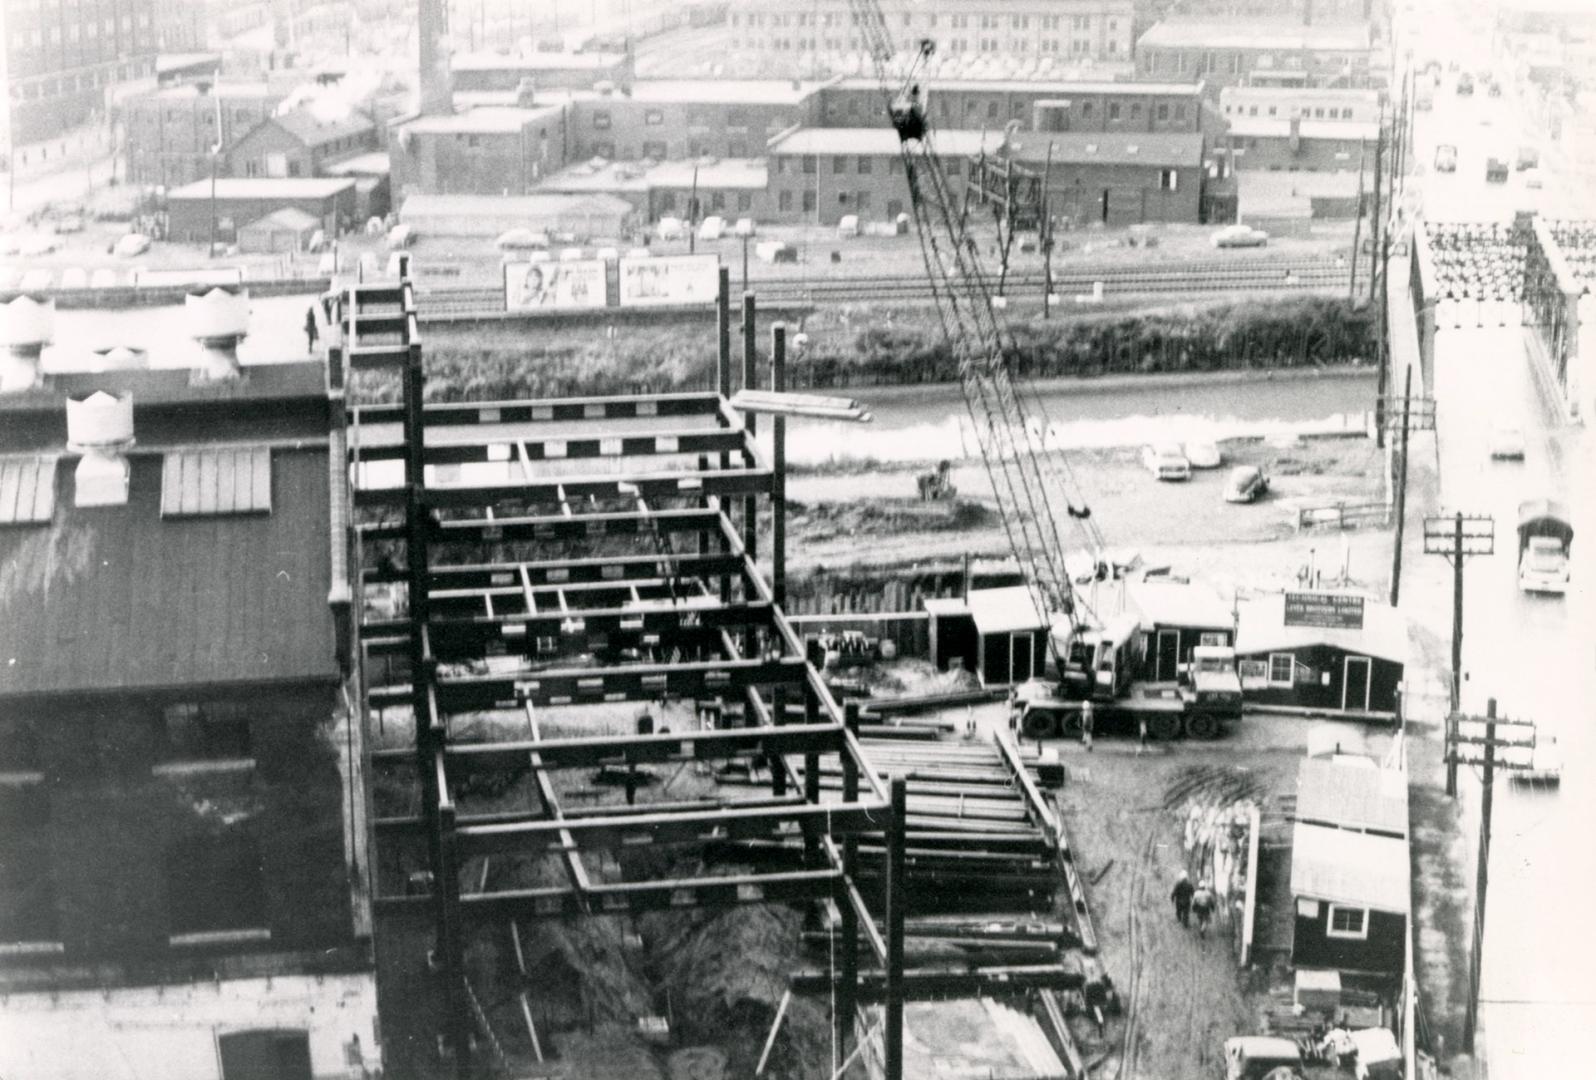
[617,254,719,307]
[504,260,608,311]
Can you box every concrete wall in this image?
[1219,86,1382,124]
[0,972,380,1080]
[1031,94,1203,134]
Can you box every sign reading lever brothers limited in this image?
[1283,592,1366,630]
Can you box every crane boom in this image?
[845,1,1103,643]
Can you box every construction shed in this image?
[1234,593,1407,719]
[237,207,321,253]
[924,586,1050,686]
[1290,823,1409,980]
[1125,578,1235,683]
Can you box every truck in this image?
[1434,144,1458,173]
[1012,615,1243,741]
[1486,157,1509,183]
[1517,499,1572,595]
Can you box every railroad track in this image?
[413,259,1348,317]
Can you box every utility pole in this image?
[688,164,699,255]
[1041,141,1056,320]
[1445,698,1537,1055]
[1348,140,1368,301]
[1371,109,1387,448]
[1386,368,1435,605]
[1424,512,1495,796]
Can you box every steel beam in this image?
[352,392,725,428]
[360,551,746,588]
[355,466,775,510]
[353,428,750,464]
[358,506,726,543]
[371,722,849,770]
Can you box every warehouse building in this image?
[1001,131,1207,226]
[817,77,1208,136]
[225,105,378,180]
[164,177,358,244]
[124,81,286,187]
[1135,18,1378,91]
[389,104,571,199]
[540,158,771,224]
[449,51,635,93]
[397,192,638,239]
[1218,85,1383,127]
[565,80,826,163]
[1215,115,1379,172]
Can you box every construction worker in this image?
[1080,699,1094,752]
[304,306,319,353]
[1170,871,1194,928]
[1192,879,1216,938]
[1137,714,1149,755]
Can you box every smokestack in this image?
[0,295,54,393]
[417,0,452,115]
[66,391,135,508]
[186,287,251,382]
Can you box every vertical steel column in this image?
[437,793,470,1080]
[837,701,861,1062]
[884,776,908,1080]
[741,293,758,564]
[717,267,733,603]
[1372,115,1388,449]
[1390,366,1413,606]
[771,323,787,611]
[802,680,821,866]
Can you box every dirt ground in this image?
[785,434,1391,594]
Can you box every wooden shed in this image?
[1234,592,1407,719]
[925,586,1050,686]
[1290,822,1409,980]
[1125,578,1235,683]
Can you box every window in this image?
[779,190,793,211]
[1156,104,1170,121]
[1326,904,1369,940]
[645,109,664,126]
[986,101,999,120]
[1175,105,1187,121]
[1080,102,1093,118]
[1268,106,1277,117]
[1268,654,1295,687]
[159,701,253,763]
[887,198,903,218]
[711,192,726,211]
[857,155,872,174]
[802,155,816,175]
[889,157,903,174]
[1314,107,1325,119]
[1109,103,1121,121]
[642,140,666,159]
[1342,108,1354,119]
[1131,103,1142,118]
[833,156,847,174]
[837,192,849,205]
[658,192,676,212]
[856,191,872,210]
[1160,169,1178,191]
[593,110,611,130]
[802,190,816,212]
[165,832,268,941]
[1199,632,1227,647]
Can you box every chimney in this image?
[186,286,251,382]
[417,0,452,115]
[66,391,135,508]
[0,295,54,393]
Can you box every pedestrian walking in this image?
[1080,699,1094,752]
[304,306,319,353]
[1192,879,1216,938]
[1170,870,1194,928]
[1137,714,1148,755]
[963,705,978,740]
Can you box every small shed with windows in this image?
[1290,822,1409,980]
[924,586,1051,686]
[1125,578,1235,683]
[1233,593,1407,719]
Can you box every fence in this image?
[785,612,931,662]
[1295,500,1392,531]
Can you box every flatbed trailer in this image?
[1015,679,1238,741]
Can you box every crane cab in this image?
[1060,614,1141,701]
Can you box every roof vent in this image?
[0,295,55,393]
[186,287,250,381]
[90,345,150,371]
[66,391,135,507]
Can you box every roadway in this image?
[1399,10,1596,1074]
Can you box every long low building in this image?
[397,193,639,239]
[1217,116,1380,172]
[165,177,359,245]
[1000,131,1208,226]
[540,158,771,225]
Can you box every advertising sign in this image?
[1283,592,1365,631]
[504,260,608,312]
[617,254,719,307]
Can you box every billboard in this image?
[1283,592,1365,631]
[617,254,719,307]
[504,259,608,312]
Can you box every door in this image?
[1342,656,1372,712]
[1010,632,1034,684]
[1100,189,1111,223]
[1155,629,1180,682]
[219,1030,313,1080]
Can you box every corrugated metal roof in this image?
[1290,823,1410,913]
[0,457,57,526]
[1234,593,1409,665]
[1126,580,1233,630]
[966,586,1049,636]
[767,127,1005,158]
[0,450,336,697]
[1005,132,1206,168]
[1296,758,1408,837]
[167,177,355,200]
[160,447,273,517]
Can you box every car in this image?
[53,214,84,234]
[1142,442,1191,481]
[697,215,726,241]
[1523,168,1544,189]
[1211,224,1268,249]
[1490,424,1526,460]
[1184,439,1222,469]
[112,233,150,257]
[1223,465,1270,503]
[1435,144,1459,172]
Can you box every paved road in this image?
[1398,11,1596,1073]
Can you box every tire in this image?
[1184,711,1223,740]
[1021,708,1059,740]
[1147,712,1183,741]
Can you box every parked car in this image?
[1488,423,1525,460]
[112,233,150,257]
[1211,224,1268,249]
[656,216,685,240]
[1434,144,1459,173]
[1142,442,1191,481]
[53,214,84,234]
[1223,465,1270,503]
[1223,1036,1303,1080]
[1184,439,1222,469]
[697,215,726,241]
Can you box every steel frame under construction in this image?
[336,257,1098,1079]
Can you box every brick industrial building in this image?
[390,103,571,199]
[125,81,287,187]
[0,296,378,1080]
[1135,18,1379,91]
